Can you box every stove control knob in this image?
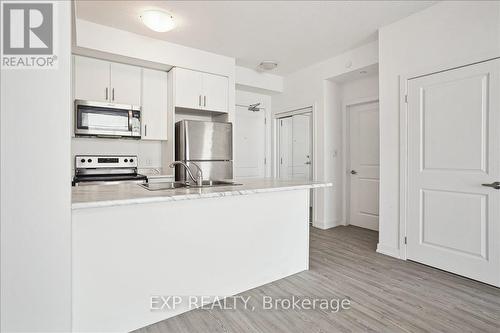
[87,159,92,163]
[80,159,85,163]
[124,159,128,162]
[130,158,134,163]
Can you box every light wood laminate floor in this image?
[134,226,500,333]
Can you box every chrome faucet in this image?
[169,161,203,186]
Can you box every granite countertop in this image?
[72,178,332,210]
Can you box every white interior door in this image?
[292,114,312,180]
[348,101,380,231]
[406,59,500,286]
[234,105,266,178]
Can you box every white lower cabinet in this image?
[141,69,168,141]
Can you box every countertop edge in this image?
[72,183,332,210]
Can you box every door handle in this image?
[112,88,115,101]
[105,87,108,100]
[199,95,202,107]
[351,170,357,175]
[482,181,500,189]
[204,95,207,107]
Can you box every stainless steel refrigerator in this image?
[175,120,233,181]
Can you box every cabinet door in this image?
[142,69,168,141]
[74,56,110,102]
[174,68,203,110]
[110,62,142,105]
[202,73,228,113]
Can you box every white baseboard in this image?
[312,219,344,230]
[376,243,400,259]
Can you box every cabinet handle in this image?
[105,87,108,100]
[144,124,147,137]
[204,95,206,107]
[198,95,202,107]
[112,88,115,101]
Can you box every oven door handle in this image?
[128,110,133,132]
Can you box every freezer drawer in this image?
[175,161,233,182]
[176,120,232,161]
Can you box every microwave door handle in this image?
[128,110,133,132]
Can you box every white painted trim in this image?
[399,75,409,260]
[341,96,379,228]
[312,219,343,230]
[376,243,401,258]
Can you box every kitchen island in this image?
[72,179,331,332]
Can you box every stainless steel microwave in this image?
[74,100,141,138]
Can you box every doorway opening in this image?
[276,107,314,221]
[344,99,380,230]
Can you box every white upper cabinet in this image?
[174,68,204,110]
[141,69,168,141]
[74,56,110,103]
[73,55,141,106]
[171,67,228,113]
[110,63,141,106]
[202,73,228,113]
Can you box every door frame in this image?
[398,56,500,261]
[273,105,316,221]
[274,106,315,179]
[342,96,379,227]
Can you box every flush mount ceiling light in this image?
[258,61,278,71]
[140,10,175,32]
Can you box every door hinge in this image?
[404,236,407,245]
[280,157,283,164]
[280,120,283,127]
[404,94,408,103]
[264,157,267,164]
[264,118,267,125]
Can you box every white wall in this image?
[0,2,72,332]
[273,41,378,229]
[339,74,379,103]
[235,90,273,177]
[235,66,283,94]
[378,1,500,258]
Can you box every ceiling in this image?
[75,1,435,75]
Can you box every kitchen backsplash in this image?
[71,137,163,171]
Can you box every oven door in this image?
[74,100,141,138]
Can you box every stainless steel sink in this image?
[139,180,241,191]
[188,180,242,188]
[139,182,188,191]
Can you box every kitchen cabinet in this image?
[174,68,203,110]
[202,72,228,113]
[74,56,110,103]
[171,67,228,113]
[73,55,141,106]
[141,68,168,141]
[110,63,141,106]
